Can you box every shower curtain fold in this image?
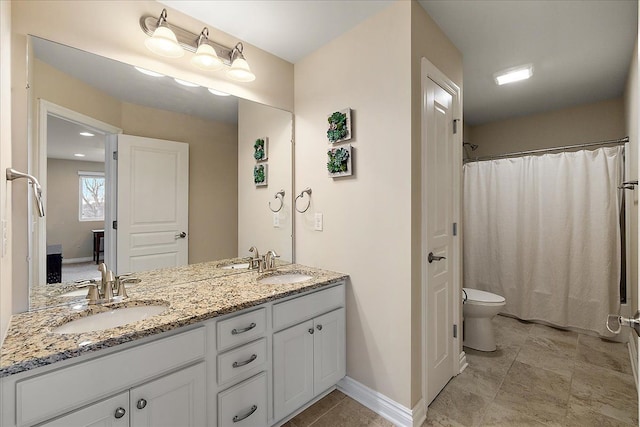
[463,146,623,337]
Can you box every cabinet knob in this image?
[316,324,323,331]
[114,407,126,419]
[308,328,314,334]
[137,398,147,409]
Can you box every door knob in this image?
[175,231,187,239]
[428,252,446,263]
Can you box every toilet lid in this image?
[463,288,505,303]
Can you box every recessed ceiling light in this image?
[208,88,231,96]
[134,66,165,77]
[79,131,94,137]
[174,78,199,87]
[494,64,533,86]
[73,153,86,157]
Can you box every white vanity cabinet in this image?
[272,287,346,422]
[38,363,205,427]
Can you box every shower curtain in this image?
[463,146,623,336]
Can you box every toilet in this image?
[462,287,506,352]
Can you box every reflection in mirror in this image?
[28,36,293,310]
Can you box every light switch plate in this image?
[314,213,323,231]
[273,212,280,228]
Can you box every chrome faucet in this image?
[264,250,279,271]
[97,263,115,301]
[248,246,262,271]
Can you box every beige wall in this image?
[467,98,625,157]
[238,100,292,262]
[47,159,104,260]
[624,36,638,323]
[410,1,463,403]
[295,1,462,407]
[1,0,13,341]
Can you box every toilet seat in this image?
[463,288,505,305]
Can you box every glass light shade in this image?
[227,57,256,82]
[191,43,224,71]
[144,26,184,58]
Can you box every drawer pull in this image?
[232,353,258,368]
[231,322,257,335]
[233,405,258,423]
[317,324,323,331]
[114,407,126,419]
[136,398,147,409]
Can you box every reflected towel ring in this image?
[269,189,285,213]
[295,187,312,213]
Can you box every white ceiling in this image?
[162,0,637,126]
[47,116,106,163]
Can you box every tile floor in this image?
[285,315,638,427]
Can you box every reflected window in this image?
[78,172,105,221]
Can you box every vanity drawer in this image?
[273,284,344,331]
[218,372,267,427]
[217,338,267,386]
[217,308,266,351]
[15,327,205,427]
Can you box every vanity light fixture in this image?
[79,132,94,137]
[140,9,256,82]
[227,43,256,82]
[144,9,184,58]
[134,66,165,77]
[208,88,231,96]
[494,64,533,86]
[174,78,200,88]
[191,28,224,71]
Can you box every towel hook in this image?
[269,189,285,213]
[6,168,45,217]
[295,187,312,213]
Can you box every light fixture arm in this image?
[140,13,233,65]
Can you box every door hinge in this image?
[113,151,118,160]
[453,119,460,134]
[453,222,458,236]
[112,220,117,230]
[453,324,458,338]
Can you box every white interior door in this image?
[116,134,189,274]
[425,77,455,404]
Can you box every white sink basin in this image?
[60,288,88,297]
[53,305,168,334]
[258,273,313,285]
[221,263,250,270]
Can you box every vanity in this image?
[0,262,347,427]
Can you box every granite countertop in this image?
[1,263,348,377]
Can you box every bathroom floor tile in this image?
[289,390,347,427]
[575,335,633,375]
[515,337,574,379]
[565,397,637,427]
[309,396,393,427]
[448,364,505,400]
[423,409,467,427]
[428,380,492,426]
[479,402,548,426]
[529,323,579,348]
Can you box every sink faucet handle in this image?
[76,282,99,304]
[115,275,139,299]
[248,246,261,270]
[265,250,280,271]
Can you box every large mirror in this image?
[28,36,293,310]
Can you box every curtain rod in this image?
[465,136,629,163]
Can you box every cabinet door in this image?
[130,362,206,427]
[38,392,129,427]
[313,308,346,395]
[273,320,314,421]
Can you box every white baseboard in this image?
[628,329,638,391]
[459,351,468,373]
[337,376,425,427]
[62,257,93,265]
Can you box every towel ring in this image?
[269,189,285,213]
[295,188,312,213]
